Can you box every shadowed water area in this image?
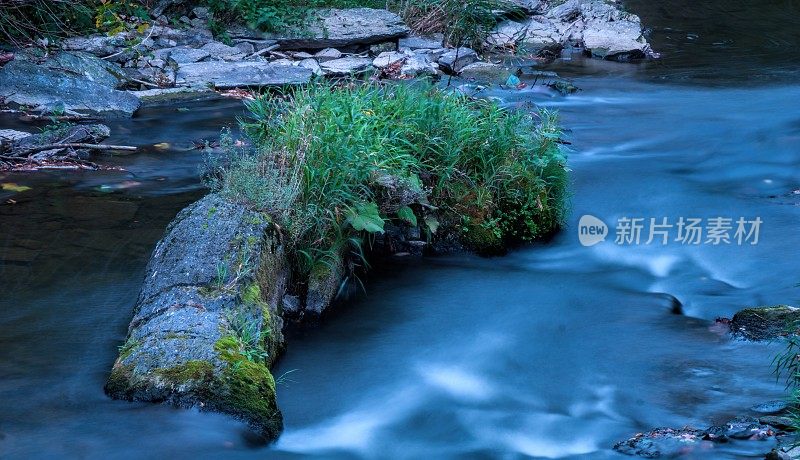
[2,0,800,458]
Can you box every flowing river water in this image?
[2,1,799,458]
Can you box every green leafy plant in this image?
[346,202,385,233]
[206,81,567,291]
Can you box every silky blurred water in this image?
[2,1,800,458]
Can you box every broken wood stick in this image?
[14,143,137,156]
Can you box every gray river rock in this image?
[105,194,287,440]
[175,61,313,88]
[0,56,140,116]
[487,0,656,60]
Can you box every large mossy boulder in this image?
[730,305,800,341]
[105,194,288,440]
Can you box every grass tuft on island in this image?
[206,81,568,281]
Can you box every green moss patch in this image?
[156,360,214,383]
[212,335,281,437]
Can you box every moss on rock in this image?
[105,363,136,398]
[212,336,282,439]
[730,305,800,341]
[156,360,214,383]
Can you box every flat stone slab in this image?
[399,34,443,50]
[233,8,409,50]
[176,61,312,88]
[319,57,373,76]
[0,129,31,142]
[129,86,216,104]
[0,58,140,117]
[159,46,211,64]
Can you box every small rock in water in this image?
[759,415,794,430]
[613,427,708,458]
[458,62,511,85]
[506,74,521,87]
[765,449,792,460]
[730,305,800,341]
[706,416,774,441]
[751,400,790,415]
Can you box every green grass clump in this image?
[206,81,567,275]
[213,334,282,438]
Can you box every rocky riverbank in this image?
[0,1,656,119]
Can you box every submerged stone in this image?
[614,427,708,458]
[615,415,783,457]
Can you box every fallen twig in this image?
[19,114,99,122]
[14,143,137,156]
[246,44,280,59]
